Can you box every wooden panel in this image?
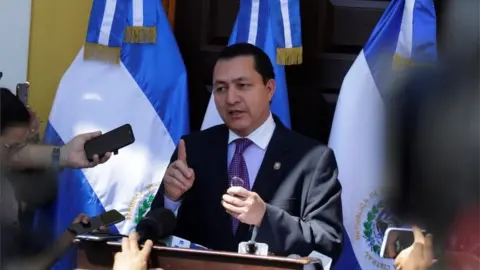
[162,0,177,28]
[76,241,310,270]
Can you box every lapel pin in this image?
[273,162,281,170]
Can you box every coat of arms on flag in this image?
[126,183,160,226]
[354,191,402,267]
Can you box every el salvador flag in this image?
[329,0,437,269]
[36,0,189,268]
[201,0,304,130]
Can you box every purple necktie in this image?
[228,138,253,233]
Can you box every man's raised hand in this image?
[163,139,195,201]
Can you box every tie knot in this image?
[234,138,253,154]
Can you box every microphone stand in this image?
[246,226,258,255]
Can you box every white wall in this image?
[0,0,32,91]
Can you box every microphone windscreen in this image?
[136,208,176,241]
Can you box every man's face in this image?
[212,56,275,136]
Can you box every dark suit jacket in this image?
[150,118,344,261]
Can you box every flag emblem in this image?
[127,183,160,225]
[355,191,402,268]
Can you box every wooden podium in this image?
[76,241,320,270]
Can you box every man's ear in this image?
[266,79,276,102]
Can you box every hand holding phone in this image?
[68,210,125,236]
[380,227,427,259]
[392,227,435,270]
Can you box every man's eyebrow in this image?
[214,77,249,85]
[213,80,227,86]
[232,77,248,83]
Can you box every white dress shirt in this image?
[164,113,276,213]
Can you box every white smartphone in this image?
[380,227,426,259]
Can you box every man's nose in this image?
[225,87,239,104]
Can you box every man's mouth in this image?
[228,110,244,117]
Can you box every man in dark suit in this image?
[150,43,343,261]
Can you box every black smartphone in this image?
[16,82,29,105]
[69,209,125,235]
[76,232,126,242]
[84,124,135,162]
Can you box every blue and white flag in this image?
[201,0,301,129]
[37,0,189,268]
[329,0,437,269]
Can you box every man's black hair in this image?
[216,43,275,84]
[0,88,31,134]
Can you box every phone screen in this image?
[16,82,29,105]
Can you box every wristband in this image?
[52,147,61,171]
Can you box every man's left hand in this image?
[61,131,112,168]
[221,186,266,226]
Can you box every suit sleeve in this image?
[256,147,344,262]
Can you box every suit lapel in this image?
[208,126,230,193]
[251,122,291,204]
[235,120,292,240]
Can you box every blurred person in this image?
[1,88,57,229]
[113,232,159,270]
[385,0,479,268]
[149,43,343,260]
[386,63,479,268]
[0,88,113,268]
[2,213,95,270]
[0,88,112,169]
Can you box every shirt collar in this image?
[228,113,276,150]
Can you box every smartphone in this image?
[76,232,126,242]
[380,227,426,259]
[84,124,135,162]
[69,209,125,235]
[16,82,29,105]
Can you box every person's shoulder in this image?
[284,129,330,156]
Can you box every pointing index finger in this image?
[177,139,187,163]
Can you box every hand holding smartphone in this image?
[380,227,427,259]
[69,209,125,235]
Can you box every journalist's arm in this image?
[3,131,111,170]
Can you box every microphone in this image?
[136,208,176,244]
[238,226,269,256]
